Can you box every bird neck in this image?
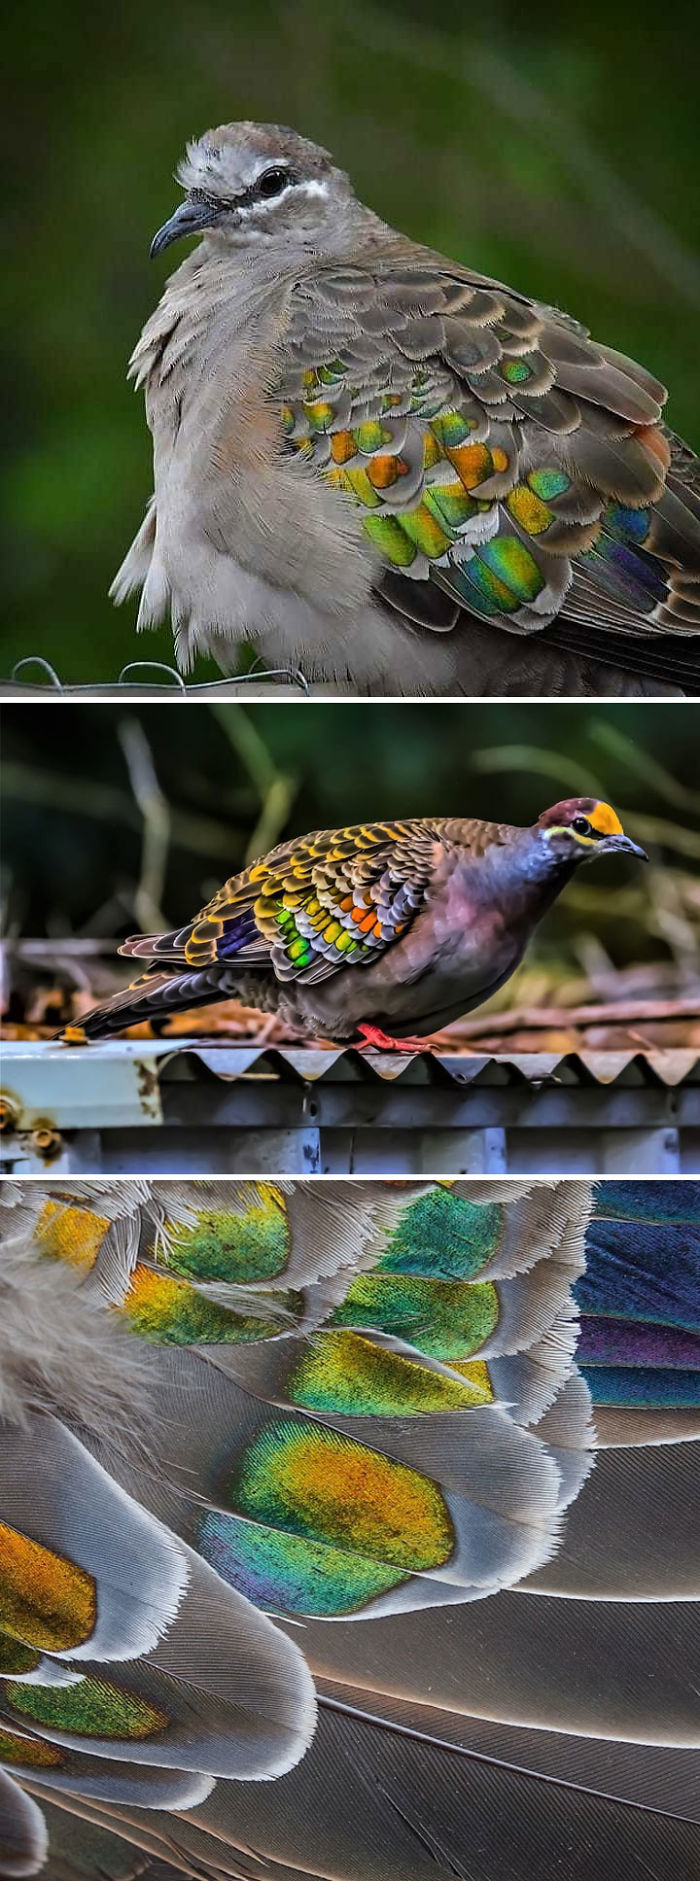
[134,247,296,410]
[460,832,580,925]
[192,199,392,293]
[134,202,395,395]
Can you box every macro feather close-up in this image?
[2,6,699,1876]
[0,1177,699,1880]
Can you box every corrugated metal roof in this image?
[2,1036,699,1128]
[2,1040,698,1176]
[160,1040,700,1087]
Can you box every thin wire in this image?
[11,657,63,689]
[8,658,310,695]
[117,661,188,690]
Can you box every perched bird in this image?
[66,797,646,1047]
[1,1175,699,1881]
[112,121,700,698]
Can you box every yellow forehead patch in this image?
[588,801,624,836]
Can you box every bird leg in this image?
[357,1023,433,1053]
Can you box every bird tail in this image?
[58,967,237,1042]
[2,1178,699,1880]
[108,499,157,608]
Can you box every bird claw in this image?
[356,1024,432,1053]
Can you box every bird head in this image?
[536,798,648,864]
[150,121,358,260]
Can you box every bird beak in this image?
[150,196,220,258]
[601,832,648,861]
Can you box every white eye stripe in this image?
[178,143,332,208]
[237,177,330,216]
[254,177,329,207]
[290,178,329,200]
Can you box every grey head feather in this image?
[151,120,375,259]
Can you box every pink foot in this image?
[357,1023,432,1053]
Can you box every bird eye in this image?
[257,167,290,199]
[572,817,590,836]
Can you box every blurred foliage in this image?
[3,704,699,998]
[3,0,700,680]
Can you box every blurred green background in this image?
[4,0,700,682]
[3,703,699,1006]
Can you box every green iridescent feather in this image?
[162,1195,290,1283]
[7,1676,167,1741]
[228,1420,454,1572]
[197,1510,408,1617]
[377,1189,503,1280]
[120,1264,298,1345]
[0,1636,41,1676]
[331,1271,499,1361]
[287,1328,488,1416]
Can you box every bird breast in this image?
[290,850,530,1039]
[363,844,542,1011]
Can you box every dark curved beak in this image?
[603,833,648,861]
[150,196,220,259]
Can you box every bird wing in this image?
[120,820,440,987]
[2,1179,699,1880]
[278,254,700,660]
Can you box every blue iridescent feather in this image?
[578,1184,700,1408]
